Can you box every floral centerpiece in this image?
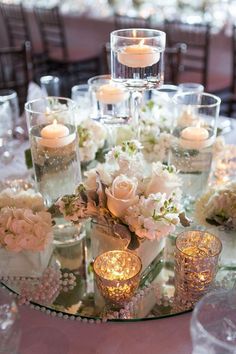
[195,181,236,267]
[57,140,188,271]
[78,118,107,163]
[0,188,53,277]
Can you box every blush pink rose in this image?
[105,175,139,218]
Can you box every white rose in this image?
[145,163,181,198]
[105,175,139,218]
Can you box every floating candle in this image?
[117,39,160,68]
[180,126,212,150]
[96,84,128,104]
[40,119,72,148]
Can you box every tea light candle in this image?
[96,84,128,105]
[180,126,212,150]
[117,39,160,68]
[93,250,141,306]
[40,119,72,148]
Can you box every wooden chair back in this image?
[0,2,30,47]
[164,43,187,85]
[226,24,236,117]
[165,20,211,89]
[34,6,68,60]
[0,42,32,114]
[114,14,151,30]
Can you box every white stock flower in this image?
[106,175,139,218]
[78,118,106,162]
[125,193,180,240]
[145,162,182,198]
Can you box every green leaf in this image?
[127,232,141,251]
[24,148,33,169]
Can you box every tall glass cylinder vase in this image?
[110,28,166,135]
[169,92,221,208]
[25,97,82,245]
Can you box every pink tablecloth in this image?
[19,306,192,354]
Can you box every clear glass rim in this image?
[173,92,221,108]
[111,28,166,39]
[176,230,222,258]
[40,75,60,83]
[71,84,89,92]
[93,250,142,282]
[0,89,18,100]
[178,82,204,90]
[88,74,111,85]
[191,289,236,350]
[24,96,76,114]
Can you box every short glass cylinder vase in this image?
[110,28,166,90]
[88,74,131,122]
[191,289,236,354]
[25,97,81,207]
[90,221,166,278]
[88,75,133,146]
[90,221,166,311]
[0,289,21,354]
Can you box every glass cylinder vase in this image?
[25,97,82,245]
[169,92,221,205]
[25,97,81,207]
[110,28,166,90]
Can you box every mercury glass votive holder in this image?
[25,97,81,207]
[110,28,166,90]
[174,230,222,306]
[93,250,142,307]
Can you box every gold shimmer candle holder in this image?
[93,250,142,307]
[175,230,222,306]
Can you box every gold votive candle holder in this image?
[175,230,222,306]
[93,250,142,307]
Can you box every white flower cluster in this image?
[78,118,106,162]
[195,181,236,230]
[0,208,52,252]
[0,188,45,211]
[0,188,52,252]
[60,140,183,242]
[116,97,174,163]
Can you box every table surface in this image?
[1,117,235,354]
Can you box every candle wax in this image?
[181,126,209,141]
[96,84,128,105]
[41,120,69,139]
[40,120,72,148]
[118,44,160,68]
[180,126,212,150]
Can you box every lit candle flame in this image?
[139,39,145,46]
